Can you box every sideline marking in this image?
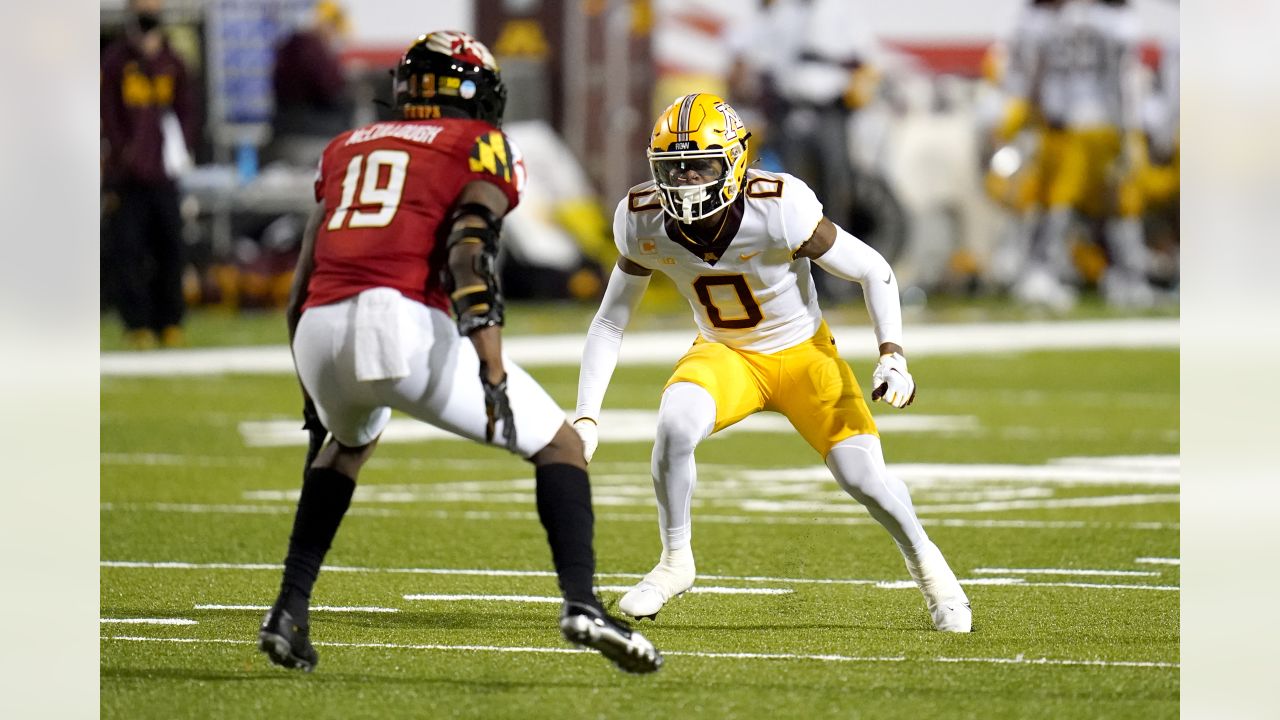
[100,318,1180,377]
[1136,557,1180,566]
[194,604,398,613]
[100,618,197,625]
[973,568,1162,577]
[99,635,1179,669]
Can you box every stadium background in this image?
[99,0,1179,332]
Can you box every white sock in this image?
[825,434,929,560]
[651,382,715,552]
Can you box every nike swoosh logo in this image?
[739,251,762,261]
[883,273,893,284]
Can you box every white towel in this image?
[354,288,412,381]
[161,111,193,179]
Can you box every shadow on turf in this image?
[307,609,556,631]
[102,665,615,690]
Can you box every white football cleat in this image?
[619,546,696,620]
[905,542,972,633]
[1011,267,1077,313]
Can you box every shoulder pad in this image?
[627,184,663,213]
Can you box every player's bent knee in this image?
[532,422,586,469]
[314,437,378,478]
[655,417,701,459]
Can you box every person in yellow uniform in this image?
[573,93,971,632]
[997,0,1157,309]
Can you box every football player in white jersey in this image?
[573,93,971,633]
[998,0,1156,309]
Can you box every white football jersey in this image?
[614,169,825,354]
[1036,1,1143,129]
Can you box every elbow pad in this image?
[444,202,505,336]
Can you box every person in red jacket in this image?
[256,31,662,676]
[101,0,199,349]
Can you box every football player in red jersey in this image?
[257,31,661,675]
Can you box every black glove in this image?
[479,362,517,452]
[302,396,328,476]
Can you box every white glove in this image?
[871,352,916,409]
[572,417,599,463]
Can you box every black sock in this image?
[276,467,356,625]
[534,463,598,606]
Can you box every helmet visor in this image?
[649,153,728,189]
[648,149,734,223]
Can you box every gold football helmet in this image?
[647,93,751,223]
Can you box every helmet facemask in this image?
[648,142,744,224]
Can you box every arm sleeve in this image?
[812,223,903,348]
[575,265,651,421]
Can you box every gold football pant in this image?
[664,320,877,457]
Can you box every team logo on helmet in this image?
[394,31,507,126]
[423,30,500,72]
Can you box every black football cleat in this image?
[258,608,319,672]
[559,601,663,674]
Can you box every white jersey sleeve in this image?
[613,185,661,270]
[772,173,825,255]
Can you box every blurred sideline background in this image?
[99,0,1180,349]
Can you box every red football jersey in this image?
[303,118,525,312]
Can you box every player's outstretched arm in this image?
[446,180,518,450]
[574,257,652,462]
[796,218,917,408]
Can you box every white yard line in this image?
[404,594,563,603]
[742,494,1180,515]
[237,413,973,448]
[102,560,1174,591]
[740,462,1179,487]
[100,618,197,625]
[1136,557,1180,566]
[877,579,1177,591]
[194,604,398,613]
[101,453,266,468]
[100,635,1179,669]
[98,503,1178,530]
[973,568,1161,577]
[100,318,1179,377]
[602,586,794,595]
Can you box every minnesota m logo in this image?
[468,131,511,182]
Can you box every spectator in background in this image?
[101,0,199,349]
[267,0,352,166]
[728,0,884,300]
[733,0,880,231]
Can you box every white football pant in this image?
[293,290,564,457]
